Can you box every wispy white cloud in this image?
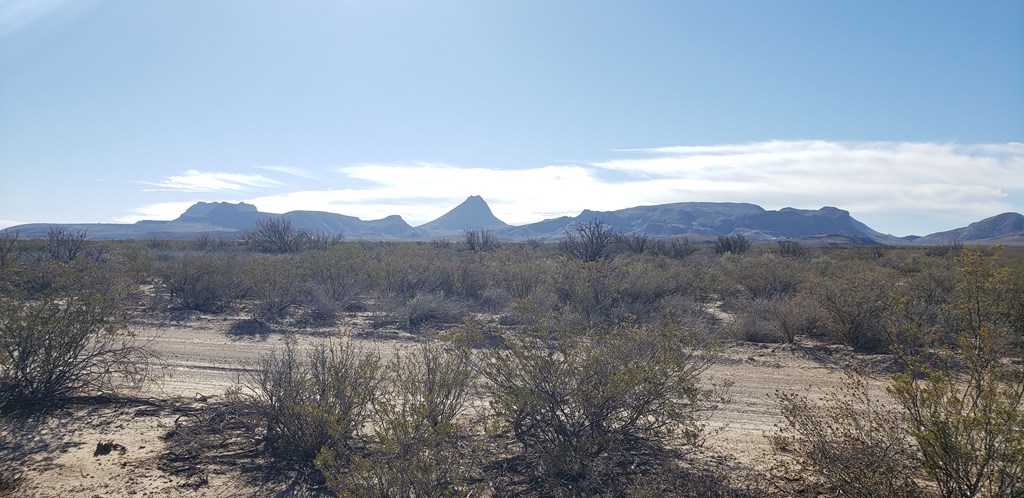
[141,169,287,193]
[253,165,321,180]
[124,141,1024,235]
[590,141,1024,232]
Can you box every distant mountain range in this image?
[4,196,1023,245]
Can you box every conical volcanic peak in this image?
[418,195,509,231]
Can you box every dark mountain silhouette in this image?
[498,203,886,243]
[418,195,509,232]
[914,212,1024,245]
[3,196,1022,245]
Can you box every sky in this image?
[1,0,1022,236]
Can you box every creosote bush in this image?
[764,293,820,343]
[0,262,148,410]
[295,247,368,318]
[243,339,381,462]
[158,253,240,312]
[770,372,924,498]
[242,255,306,322]
[810,260,898,352]
[475,322,725,496]
[715,234,750,255]
[316,344,479,497]
[889,247,1024,498]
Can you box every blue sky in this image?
[1,0,1022,236]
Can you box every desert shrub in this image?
[0,263,148,410]
[617,233,650,254]
[370,245,442,300]
[158,253,240,312]
[242,255,306,322]
[434,258,489,304]
[551,258,628,330]
[0,231,18,268]
[724,255,804,300]
[764,293,820,343]
[45,226,87,261]
[304,231,345,252]
[190,233,234,251]
[243,339,381,463]
[109,244,158,287]
[925,241,965,258]
[380,292,470,332]
[476,322,724,496]
[724,300,783,343]
[884,264,958,357]
[317,344,479,497]
[715,234,750,255]
[488,248,548,301]
[548,253,707,329]
[244,217,326,253]
[464,228,497,252]
[615,256,701,324]
[295,247,369,318]
[889,248,1024,498]
[560,218,617,262]
[673,253,725,310]
[0,397,16,494]
[810,260,898,352]
[649,236,699,259]
[775,240,808,259]
[770,372,924,498]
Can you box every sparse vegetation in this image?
[811,260,898,352]
[0,231,18,268]
[889,248,1024,498]
[158,253,240,312]
[243,217,342,253]
[316,344,479,496]
[770,372,924,497]
[561,218,617,262]
[45,226,87,261]
[0,262,148,410]
[243,255,306,322]
[715,234,751,255]
[242,339,381,462]
[5,231,1024,496]
[475,322,725,496]
[464,228,497,252]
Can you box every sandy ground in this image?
[2,313,897,497]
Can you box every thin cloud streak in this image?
[123,141,1024,235]
[141,169,287,193]
[254,165,321,180]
